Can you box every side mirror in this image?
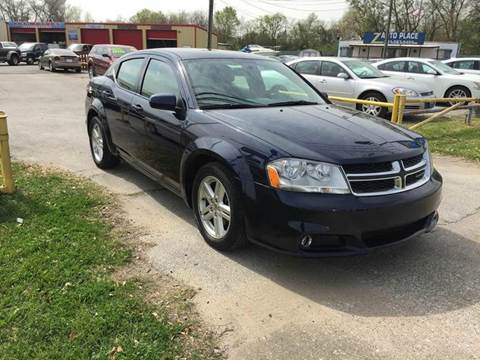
[149,94,178,111]
[337,72,349,80]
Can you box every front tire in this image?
[49,61,55,72]
[8,54,19,66]
[88,65,96,78]
[356,91,388,118]
[192,163,248,251]
[88,116,119,169]
[444,86,471,106]
[26,57,34,65]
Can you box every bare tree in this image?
[0,0,31,21]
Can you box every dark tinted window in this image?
[320,61,344,77]
[116,58,144,91]
[377,61,406,72]
[452,60,475,70]
[293,60,320,75]
[141,59,180,98]
[408,61,437,74]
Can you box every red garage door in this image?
[113,29,143,50]
[81,29,110,45]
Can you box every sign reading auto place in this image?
[363,32,426,45]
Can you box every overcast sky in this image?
[66,0,348,23]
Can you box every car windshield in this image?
[110,46,135,58]
[183,58,324,109]
[342,59,388,79]
[427,60,461,75]
[18,43,35,51]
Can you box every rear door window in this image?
[452,60,475,70]
[293,60,320,75]
[408,61,437,74]
[116,58,145,92]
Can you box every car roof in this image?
[377,57,437,63]
[444,57,480,62]
[93,44,134,48]
[132,48,274,61]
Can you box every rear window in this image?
[1,42,17,48]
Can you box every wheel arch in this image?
[180,138,256,208]
[357,89,387,101]
[443,84,471,98]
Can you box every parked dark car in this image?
[39,48,81,72]
[85,49,442,256]
[67,43,92,56]
[0,41,20,66]
[18,42,48,64]
[87,44,136,78]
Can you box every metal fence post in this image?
[391,94,400,123]
[0,112,15,194]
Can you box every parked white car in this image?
[287,57,435,118]
[443,58,480,75]
[374,57,480,99]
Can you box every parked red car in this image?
[87,44,136,78]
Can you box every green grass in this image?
[0,164,216,359]
[405,117,480,161]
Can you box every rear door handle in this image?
[319,79,327,84]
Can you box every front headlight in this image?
[266,158,350,193]
[393,87,419,97]
[424,141,434,176]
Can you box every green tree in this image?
[256,13,288,46]
[130,8,167,24]
[214,6,240,43]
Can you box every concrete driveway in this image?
[2,64,480,359]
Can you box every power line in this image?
[240,0,347,13]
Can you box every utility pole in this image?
[207,0,214,50]
[383,0,394,58]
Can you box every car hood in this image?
[368,76,431,92]
[206,104,425,164]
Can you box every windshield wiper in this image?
[267,100,319,107]
[195,91,261,105]
[200,103,266,110]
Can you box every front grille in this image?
[350,178,396,194]
[402,154,424,169]
[421,91,434,96]
[343,152,428,196]
[406,169,425,186]
[342,161,392,174]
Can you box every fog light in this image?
[300,234,313,248]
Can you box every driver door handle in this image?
[319,79,327,84]
[132,104,144,114]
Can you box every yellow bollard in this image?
[0,112,15,194]
[391,94,401,123]
[397,95,407,124]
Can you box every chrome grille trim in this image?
[343,152,430,196]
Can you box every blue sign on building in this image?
[363,32,426,45]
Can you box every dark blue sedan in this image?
[85,49,442,256]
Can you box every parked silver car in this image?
[287,57,434,118]
[443,58,480,76]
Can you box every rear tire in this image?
[8,54,19,66]
[356,91,388,119]
[26,57,34,65]
[88,65,96,78]
[192,162,249,251]
[88,116,119,169]
[75,68,81,73]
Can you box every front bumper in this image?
[244,170,442,256]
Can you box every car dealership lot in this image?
[2,64,480,359]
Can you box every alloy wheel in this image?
[197,176,231,239]
[91,123,104,163]
[361,96,382,116]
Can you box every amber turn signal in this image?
[267,166,281,188]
